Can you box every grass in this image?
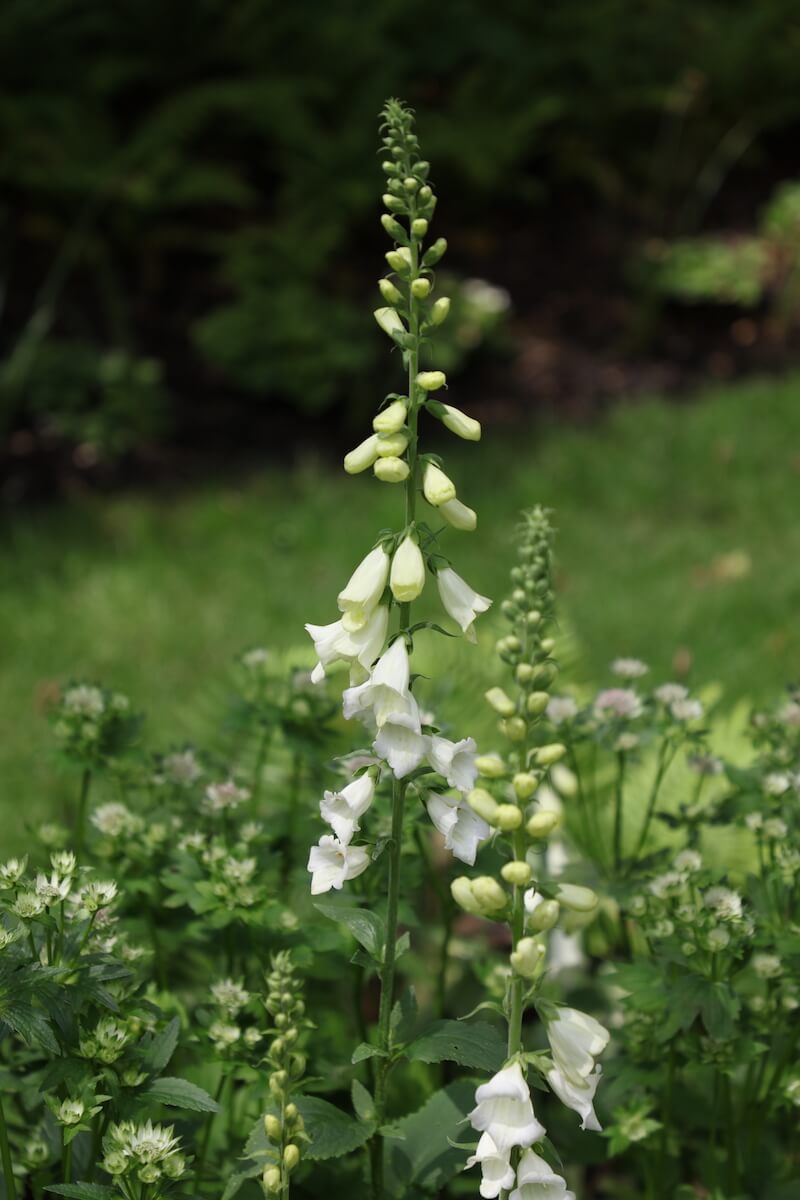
[3,373,800,846]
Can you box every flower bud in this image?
[390,535,426,603]
[513,772,538,801]
[535,743,566,767]
[440,404,481,442]
[475,753,506,778]
[515,663,535,685]
[373,398,407,434]
[472,876,508,912]
[418,184,432,200]
[385,247,412,274]
[541,637,556,654]
[551,764,578,797]
[378,278,403,305]
[422,462,456,506]
[381,214,406,240]
[526,691,550,716]
[344,434,380,475]
[502,716,527,742]
[526,810,560,839]
[263,1166,282,1193]
[485,687,516,717]
[555,882,599,913]
[451,876,483,915]
[422,237,447,266]
[467,787,499,823]
[411,277,431,299]
[376,432,409,457]
[373,307,406,341]
[412,218,428,237]
[403,176,418,192]
[284,1145,301,1171]
[416,370,447,392]
[510,936,544,978]
[285,1103,298,1122]
[382,194,405,212]
[439,497,477,531]
[381,160,398,174]
[264,1114,282,1141]
[526,609,542,626]
[502,861,533,886]
[528,898,560,931]
[430,297,450,325]
[495,804,523,832]
[374,456,410,483]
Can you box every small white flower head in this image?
[546,1063,603,1132]
[436,567,492,642]
[320,774,376,844]
[163,749,203,786]
[57,1098,85,1126]
[338,545,391,630]
[468,1061,546,1154]
[462,277,511,315]
[50,850,77,876]
[80,880,118,914]
[707,925,730,952]
[0,856,28,887]
[91,802,141,838]
[427,735,478,793]
[648,871,684,899]
[670,698,704,723]
[63,684,105,717]
[650,918,674,939]
[465,1131,515,1199]
[35,871,72,905]
[764,772,791,797]
[546,1007,610,1090]
[611,658,648,679]
[426,793,490,865]
[654,683,688,705]
[744,812,763,831]
[614,732,640,752]
[778,700,800,727]
[673,849,702,874]
[210,978,250,1015]
[704,886,743,922]
[687,753,724,777]
[752,952,782,979]
[241,646,270,671]
[14,892,45,919]
[764,817,788,839]
[546,696,577,724]
[594,689,643,720]
[204,780,250,814]
[510,1148,576,1200]
[222,856,256,884]
[343,637,414,728]
[307,835,369,895]
[373,704,428,778]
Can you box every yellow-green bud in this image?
[373,307,406,340]
[555,882,599,913]
[472,876,508,912]
[526,609,542,626]
[411,218,428,237]
[513,772,538,801]
[485,687,516,717]
[430,297,450,325]
[418,184,432,201]
[374,456,410,483]
[510,936,544,978]
[403,176,419,192]
[450,876,482,915]
[283,1145,300,1172]
[495,804,523,831]
[378,278,403,305]
[527,692,550,716]
[422,462,456,506]
[344,434,380,475]
[385,247,412,274]
[528,898,560,931]
[475,753,507,778]
[439,496,477,531]
[376,431,409,457]
[382,193,405,212]
[501,861,533,886]
[440,403,481,442]
[526,810,561,839]
[381,214,405,240]
[535,743,567,766]
[467,787,499,824]
[390,534,426,603]
[263,1166,282,1193]
[285,1103,298,1122]
[264,1114,282,1141]
[373,399,407,434]
[541,637,556,655]
[516,663,535,685]
[422,237,447,266]
[411,277,431,299]
[502,716,528,743]
[416,370,447,392]
[551,764,578,797]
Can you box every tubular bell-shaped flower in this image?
[426,792,489,864]
[337,545,391,631]
[390,534,426,603]
[510,1149,576,1200]
[307,835,370,895]
[468,1062,546,1154]
[427,734,478,792]
[342,637,414,727]
[306,604,389,683]
[466,1132,515,1199]
[319,774,376,844]
[437,566,492,640]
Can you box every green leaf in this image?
[352,1042,387,1064]
[313,902,385,959]
[141,1076,221,1112]
[351,1079,376,1122]
[390,986,418,1044]
[407,1020,506,1072]
[46,1185,119,1199]
[220,1160,265,1200]
[383,1081,475,1196]
[296,1096,376,1160]
[140,1016,181,1074]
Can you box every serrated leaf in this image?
[352,1042,387,1064]
[296,1096,375,1160]
[407,1020,506,1072]
[313,902,385,959]
[141,1076,220,1112]
[220,1160,265,1200]
[46,1185,118,1199]
[383,1081,475,1196]
[140,1017,181,1074]
[351,1079,376,1122]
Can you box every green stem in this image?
[281,752,303,885]
[251,722,272,812]
[612,751,627,873]
[195,1071,227,1192]
[63,1131,73,1184]
[506,831,527,1057]
[0,1092,17,1200]
[630,739,675,866]
[75,768,92,859]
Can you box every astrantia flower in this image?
[373,704,428,778]
[162,749,203,786]
[673,849,702,873]
[670,698,704,722]
[546,1064,602,1132]
[426,793,490,865]
[343,637,414,728]
[337,545,391,630]
[610,658,648,679]
[210,978,250,1015]
[204,780,250,813]
[546,696,577,724]
[546,1007,609,1092]
[687,753,723,776]
[307,835,369,895]
[468,1062,545,1154]
[63,684,105,717]
[427,735,478,792]
[752,952,782,979]
[765,772,791,796]
[594,689,642,719]
[764,817,788,839]
[510,1148,575,1200]
[91,802,141,838]
[0,856,27,887]
[654,682,688,705]
[306,604,389,683]
[466,1132,515,1199]
[648,870,684,898]
[35,871,72,904]
[320,774,375,844]
[704,886,743,922]
[436,567,491,641]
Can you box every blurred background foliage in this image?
[2,0,800,483]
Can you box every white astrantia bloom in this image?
[427,734,478,792]
[466,1132,515,1199]
[320,774,375,844]
[426,793,490,865]
[509,1148,576,1200]
[436,566,492,642]
[373,703,428,779]
[307,835,370,895]
[546,1007,610,1087]
[671,697,704,722]
[306,604,389,683]
[337,545,391,631]
[546,1064,602,1132]
[611,657,648,678]
[390,535,426,603]
[468,1062,546,1154]
[654,682,688,705]
[343,637,413,728]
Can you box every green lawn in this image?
[3,374,800,844]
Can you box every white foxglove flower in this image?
[546,1007,610,1087]
[437,567,492,641]
[306,604,389,683]
[466,1132,515,1199]
[320,774,375,844]
[422,462,456,506]
[373,704,428,779]
[510,1149,575,1200]
[343,434,380,475]
[439,497,477,531]
[426,793,490,865]
[546,1064,602,1132]
[307,835,369,895]
[440,403,481,441]
[390,535,426,603]
[337,546,390,631]
[468,1062,545,1154]
[343,637,413,728]
[427,734,478,792]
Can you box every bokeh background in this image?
[2,0,800,825]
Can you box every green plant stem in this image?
[251,721,273,811]
[75,767,92,859]
[281,751,303,885]
[0,1092,17,1200]
[507,830,527,1057]
[612,751,627,873]
[630,738,675,866]
[62,1131,72,1184]
[195,1072,227,1193]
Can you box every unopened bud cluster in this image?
[262,952,308,1194]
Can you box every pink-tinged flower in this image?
[468,1062,546,1154]
[594,689,642,720]
[426,793,489,865]
[319,774,375,844]
[307,835,369,895]
[465,1132,515,1198]
[510,1148,576,1200]
[427,735,478,792]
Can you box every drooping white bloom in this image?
[306,604,389,683]
[307,835,370,895]
[337,546,391,631]
[320,774,375,844]
[509,1148,575,1200]
[546,1007,610,1090]
[468,1062,546,1154]
[439,497,477,531]
[427,734,478,792]
[437,567,492,642]
[422,462,456,506]
[466,1132,515,1199]
[373,703,428,779]
[610,657,648,679]
[426,793,490,865]
[546,1064,602,1132]
[343,637,414,728]
[390,535,426,603]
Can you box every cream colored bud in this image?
[416,370,447,392]
[541,637,556,654]
[535,743,567,766]
[283,1145,300,1172]
[403,176,419,192]
[376,432,409,457]
[422,237,447,266]
[382,193,404,212]
[373,399,407,434]
[411,277,431,299]
[475,753,507,778]
[555,882,599,913]
[263,1166,282,1193]
[502,716,527,743]
[516,663,535,685]
[495,804,523,832]
[374,456,409,483]
[344,434,380,475]
[390,535,426,603]
[412,218,428,237]
[510,936,544,978]
[512,772,538,801]
[381,214,405,240]
[439,497,477,531]
[467,787,499,824]
[284,1103,299,1122]
[526,810,560,839]
[385,247,412,274]
[485,687,516,717]
[501,861,533,886]
[472,876,508,912]
[441,404,481,442]
[526,610,542,626]
[551,764,578,797]
[378,278,403,305]
[422,462,456,506]
[528,898,560,931]
[526,691,550,716]
[264,1114,282,1141]
[373,307,406,340]
[451,876,482,915]
[430,297,450,325]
